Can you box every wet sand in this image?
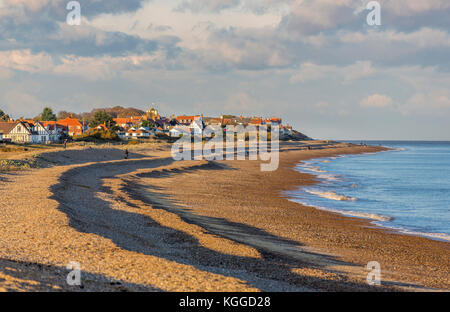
[0,141,448,291]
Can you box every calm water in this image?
[287,141,450,242]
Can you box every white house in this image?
[1,121,50,143]
[125,129,150,138]
[31,122,51,143]
[45,124,65,143]
[139,127,156,136]
[189,119,204,136]
[169,126,191,137]
[39,121,66,143]
[0,121,65,144]
[0,123,15,142]
[1,122,31,143]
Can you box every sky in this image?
[0,0,449,140]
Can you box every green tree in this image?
[40,107,57,121]
[57,111,81,120]
[141,120,155,128]
[89,110,115,128]
[0,109,10,121]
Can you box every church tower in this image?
[146,107,160,121]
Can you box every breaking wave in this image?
[316,174,341,182]
[289,198,394,222]
[290,143,450,242]
[339,210,393,222]
[298,162,342,182]
[304,189,357,202]
[393,228,450,242]
[301,165,326,173]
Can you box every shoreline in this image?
[0,141,448,291]
[146,141,449,290]
[286,149,450,243]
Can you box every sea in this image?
[287,141,450,242]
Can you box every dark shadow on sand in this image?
[0,257,161,292]
[37,147,154,167]
[49,157,398,292]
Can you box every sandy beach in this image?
[0,141,448,291]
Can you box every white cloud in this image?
[1,0,54,12]
[360,94,393,108]
[53,52,167,80]
[0,48,169,80]
[177,0,292,14]
[398,92,450,115]
[89,0,283,52]
[0,0,449,140]
[290,63,329,83]
[0,50,54,73]
[283,0,361,35]
[290,61,374,83]
[340,27,450,48]
[382,0,450,16]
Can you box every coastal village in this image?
[0,106,301,144]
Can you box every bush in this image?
[0,159,39,171]
[73,129,120,142]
